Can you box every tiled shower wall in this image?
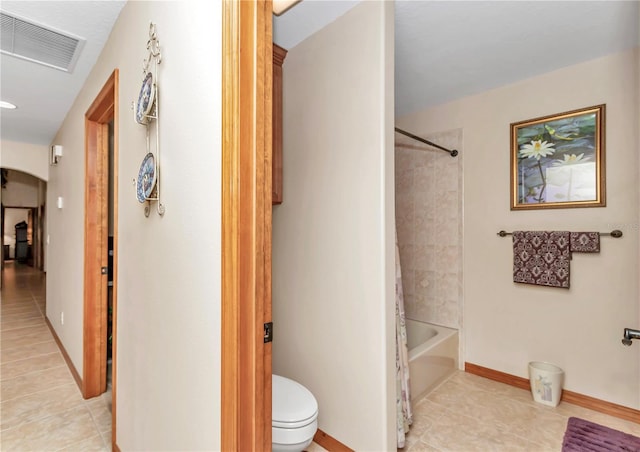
[395,128,463,329]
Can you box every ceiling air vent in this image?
[0,11,85,72]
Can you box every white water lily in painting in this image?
[545,162,596,202]
[519,140,556,160]
[552,153,589,166]
[518,140,556,203]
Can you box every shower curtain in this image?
[396,231,412,448]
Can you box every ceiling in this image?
[393,1,639,116]
[0,1,638,147]
[276,0,639,117]
[0,0,125,146]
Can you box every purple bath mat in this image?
[562,417,640,451]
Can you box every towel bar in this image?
[497,230,623,238]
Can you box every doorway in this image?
[83,70,119,448]
[1,168,47,274]
[2,207,32,264]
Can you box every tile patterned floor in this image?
[6,262,638,451]
[403,370,640,451]
[1,262,325,451]
[1,262,112,451]
[307,441,329,452]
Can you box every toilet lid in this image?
[272,375,318,429]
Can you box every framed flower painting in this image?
[510,105,605,210]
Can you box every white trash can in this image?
[528,361,564,407]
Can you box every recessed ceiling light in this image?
[273,0,302,16]
[0,101,17,110]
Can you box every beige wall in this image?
[398,49,640,409]
[0,140,49,181]
[273,1,395,449]
[395,129,463,329]
[1,169,40,207]
[46,1,221,449]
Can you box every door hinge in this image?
[101,266,108,275]
[264,322,273,343]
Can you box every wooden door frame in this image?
[83,69,119,447]
[221,0,273,450]
[1,204,4,270]
[38,203,45,271]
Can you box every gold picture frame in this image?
[510,104,605,210]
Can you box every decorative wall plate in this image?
[136,153,156,203]
[135,72,155,124]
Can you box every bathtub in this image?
[405,319,459,401]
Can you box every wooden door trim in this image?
[221,1,272,450]
[1,204,4,272]
[272,44,287,204]
[83,69,119,448]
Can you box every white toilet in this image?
[272,374,319,452]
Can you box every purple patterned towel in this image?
[570,232,601,253]
[513,231,571,288]
[562,417,640,451]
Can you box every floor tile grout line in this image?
[0,381,81,407]
[0,323,49,334]
[31,291,45,318]
[1,338,58,355]
[0,396,88,434]
[1,298,37,303]
[0,350,62,368]
[1,309,45,316]
[100,430,112,451]
[1,311,46,319]
[0,320,48,332]
[0,355,67,382]
[0,399,85,431]
[1,302,41,309]
[0,361,70,381]
[85,394,114,443]
[0,403,93,437]
[85,401,111,440]
[0,304,39,309]
[0,310,43,318]
[1,314,42,320]
[1,338,59,354]
[52,433,107,452]
[0,294,42,308]
[1,367,75,403]
[62,391,109,451]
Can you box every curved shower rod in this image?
[394,127,458,157]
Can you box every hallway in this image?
[1,262,112,451]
